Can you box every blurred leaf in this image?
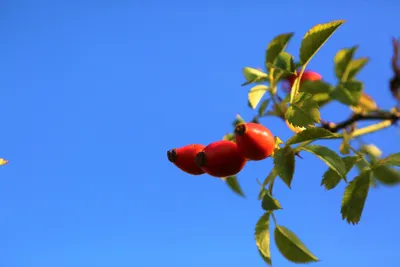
[249,85,269,109]
[351,92,378,112]
[374,153,400,167]
[255,212,272,266]
[334,46,358,81]
[274,146,295,188]
[360,144,382,159]
[312,93,332,107]
[339,130,350,155]
[301,145,347,178]
[266,33,294,66]
[242,67,269,86]
[321,156,360,190]
[223,133,235,142]
[232,114,245,127]
[331,80,363,106]
[299,20,345,66]
[262,191,282,211]
[346,57,369,80]
[225,176,245,197]
[274,225,319,263]
[0,158,8,166]
[266,101,287,118]
[285,93,320,127]
[258,99,270,117]
[299,80,332,94]
[373,165,400,186]
[286,128,339,145]
[341,170,372,224]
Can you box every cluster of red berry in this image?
[167,123,275,178]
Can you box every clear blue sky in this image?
[0,1,399,266]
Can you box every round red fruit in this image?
[234,122,275,161]
[287,70,322,88]
[195,140,246,178]
[167,144,205,175]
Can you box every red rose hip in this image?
[234,122,275,161]
[195,140,246,178]
[287,70,322,88]
[167,144,205,175]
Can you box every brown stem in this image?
[320,110,400,133]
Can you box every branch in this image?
[321,110,400,133]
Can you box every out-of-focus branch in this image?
[321,110,400,133]
[390,37,400,101]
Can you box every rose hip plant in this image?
[167,20,400,265]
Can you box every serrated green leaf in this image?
[299,80,332,94]
[225,176,245,197]
[242,67,269,86]
[346,57,369,80]
[300,20,345,66]
[301,145,347,178]
[274,225,319,264]
[339,130,350,155]
[334,46,358,81]
[255,212,272,266]
[331,80,363,106]
[223,133,235,142]
[258,99,270,117]
[258,169,278,200]
[266,33,294,66]
[285,93,320,127]
[321,156,360,190]
[274,146,295,188]
[341,170,372,224]
[375,153,400,167]
[261,191,282,211]
[373,166,400,186]
[286,128,339,145]
[248,85,269,109]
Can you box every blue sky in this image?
[0,1,399,266]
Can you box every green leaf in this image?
[274,225,319,264]
[258,99,270,117]
[341,170,372,224]
[274,146,295,188]
[299,80,332,94]
[248,85,269,109]
[360,144,382,159]
[242,67,269,86]
[339,130,350,155]
[331,80,363,106]
[301,145,347,178]
[232,114,245,127]
[346,57,369,80]
[312,93,332,107]
[266,33,294,66]
[258,169,278,200]
[286,128,339,145]
[375,153,400,167]
[272,52,296,74]
[223,133,235,142]
[373,166,400,186]
[255,212,272,266]
[261,191,282,211]
[285,93,320,128]
[299,20,345,66]
[321,156,360,190]
[334,46,358,81]
[225,176,245,197]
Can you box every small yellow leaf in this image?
[0,158,8,166]
[248,85,269,109]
